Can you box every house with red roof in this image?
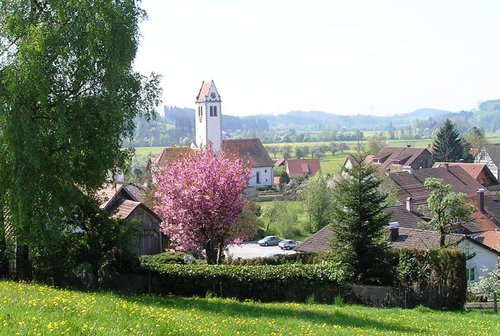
[275,158,321,179]
[432,162,499,188]
[367,146,433,173]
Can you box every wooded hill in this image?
[124,101,500,147]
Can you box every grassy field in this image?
[132,134,500,175]
[0,281,498,335]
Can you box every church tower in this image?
[195,80,222,151]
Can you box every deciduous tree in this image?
[302,173,333,232]
[0,0,160,280]
[420,178,475,247]
[154,148,251,264]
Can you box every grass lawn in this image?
[0,281,498,335]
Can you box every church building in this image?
[148,80,274,187]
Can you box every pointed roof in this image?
[196,80,220,102]
[432,162,495,180]
[222,138,274,168]
[285,159,321,178]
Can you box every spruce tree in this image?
[432,119,465,162]
[330,154,390,284]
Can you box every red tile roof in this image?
[295,225,466,253]
[432,162,491,180]
[147,147,193,171]
[222,139,274,168]
[196,80,219,102]
[97,183,121,209]
[295,224,332,253]
[286,159,321,178]
[370,147,432,171]
[474,231,500,252]
[109,199,141,219]
[390,166,487,203]
[390,228,464,251]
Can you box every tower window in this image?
[209,106,217,117]
[256,171,260,184]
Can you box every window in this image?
[209,106,217,117]
[256,171,260,184]
[467,267,476,281]
[198,106,202,122]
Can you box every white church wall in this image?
[248,167,273,187]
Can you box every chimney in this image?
[406,197,414,213]
[477,188,485,212]
[388,222,400,242]
[444,163,449,171]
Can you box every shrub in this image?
[224,252,330,266]
[395,248,466,310]
[140,259,348,303]
[140,252,196,265]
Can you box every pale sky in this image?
[134,0,500,117]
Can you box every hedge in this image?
[140,259,347,303]
[136,248,466,309]
[395,248,466,310]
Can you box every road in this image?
[226,241,296,259]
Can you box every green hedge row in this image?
[395,248,466,310]
[140,259,347,303]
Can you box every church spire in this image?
[195,80,222,151]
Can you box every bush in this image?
[141,252,196,265]
[395,248,466,310]
[140,259,348,303]
[224,252,331,266]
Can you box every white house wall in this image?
[248,167,273,187]
[457,240,499,282]
[475,149,499,180]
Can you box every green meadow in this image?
[0,281,498,336]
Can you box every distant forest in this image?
[123,100,500,147]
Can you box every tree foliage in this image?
[228,201,263,243]
[365,134,386,155]
[432,119,466,162]
[420,178,475,247]
[330,154,390,284]
[470,268,500,300]
[154,148,251,264]
[261,201,301,238]
[464,126,488,152]
[0,0,160,279]
[302,173,333,232]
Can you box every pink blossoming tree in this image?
[154,148,251,264]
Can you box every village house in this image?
[98,183,166,255]
[295,202,500,282]
[274,158,321,179]
[147,81,274,187]
[432,162,499,189]
[475,143,500,181]
[388,165,488,203]
[358,146,433,173]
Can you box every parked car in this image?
[258,236,281,246]
[278,239,299,250]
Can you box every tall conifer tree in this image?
[330,154,390,284]
[432,119,465,162]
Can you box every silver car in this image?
[278,239,299,250]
